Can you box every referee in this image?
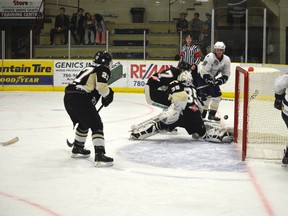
[179,35,202,86]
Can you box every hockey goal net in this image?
[234,66,288,161]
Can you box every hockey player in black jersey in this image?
[131,61,233,143]
[64,51,114,167]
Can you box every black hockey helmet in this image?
[177,60,191,71]
[94,51,112,66]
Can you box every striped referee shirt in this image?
[180,44,202,66]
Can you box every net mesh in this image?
[237,67,288,159]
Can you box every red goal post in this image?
[234,66,288,161]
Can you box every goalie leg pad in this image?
[159,104,181,124]
[130,121,160,140]
[204,125,233,143]
[131,115,160,131]
[169,91,188,110]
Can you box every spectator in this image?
[190,12,203,41]
[84,12,95,45]
[204,12,212,30]
[50,7,70,45]
[90,14,96,40]
[176,12,189,40]
[199,23,211,56]
[95,14,106,45]
[70,8,85,44]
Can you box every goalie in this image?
[130,63,233,143]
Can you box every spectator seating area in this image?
[34,20,180,60]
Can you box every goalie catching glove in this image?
[102,87,114,107]
[274,93,285,110]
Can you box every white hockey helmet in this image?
[214,41,226,51]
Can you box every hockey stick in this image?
[98,104,104,112]
[66,139,73,147]
[196,84,209,90]
[1,137,19,146]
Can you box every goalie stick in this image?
[1,137,19,146]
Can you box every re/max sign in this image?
[130,64,172,79]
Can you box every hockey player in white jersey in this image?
[274,72,288,164]
[198,41,231,121]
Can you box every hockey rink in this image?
[0,91,287,216]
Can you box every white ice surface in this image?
[0,92,287,216]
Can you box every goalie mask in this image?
[94,51,112,67]
[178,70,193,86]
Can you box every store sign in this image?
[228,0,247,20]
[0,0,44,19]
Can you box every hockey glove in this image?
[91,90,101,106]
[274,93,285,110]
[215,75,228,86]
[203,74,215,87]
[197,90,208,102]
[102,88,114,107]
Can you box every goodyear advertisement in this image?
[0,60,53,85]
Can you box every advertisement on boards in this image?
[0,60,53,85]
[54,60,126,87]
[128,61,178,88]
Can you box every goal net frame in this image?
[234,66,287,161]
[234,66,249,161]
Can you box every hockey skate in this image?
[207,110,221,122]
[282,146,288,165]
[71,143,91,158]
[208,114,221,122]
[192,133,202,140]
[95,146,113,167]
